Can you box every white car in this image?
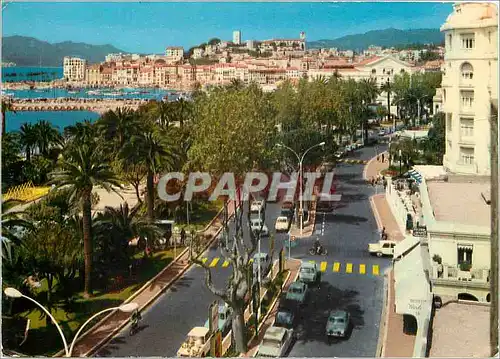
[250,218,269,236]
[274,216,290,232]
[378,129,386,136]
[177,327,212,357]
[253,252,271,280]
[255,326,295,357]
[250,200,265,213]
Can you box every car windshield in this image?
[262,339,281,348]
[252,220,263,226]
[278,218,287,223]
[291,287,303,294]
[300,268,314,274]
[331,317,344,323]
[187,335,204,345]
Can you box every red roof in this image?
[355,56,382,66]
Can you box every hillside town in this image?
[60,30,445,91]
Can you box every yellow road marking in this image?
[333,262,340,272]
[346,263,353,273]
[209,258,220,268]
[222,260,230,268]
[249,259,254,264]
[309,260,316,265]
[359,264,366,274]
[320,262,327,272]
[373,265,380,276]
[201,258,208,264]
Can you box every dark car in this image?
[275,298,299,329]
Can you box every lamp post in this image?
[398,149,403,177]
[416,95,431,126]
[4,287,138,357]
[276,141,325,235]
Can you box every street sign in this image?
[209,301,218,333]
[413,226,428,237]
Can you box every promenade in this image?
[10,98,144,114]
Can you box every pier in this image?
[10,98,147,114]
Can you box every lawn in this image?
[14,248,183,356]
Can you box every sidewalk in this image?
[241,259,301,357]
[365,155,415,357]
[67,200,237,357]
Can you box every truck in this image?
[368,240,397,257]
[177,327,212,357]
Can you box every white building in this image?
[246,40,255,50]
[233,30,241,45]
[192,48,205,59]
[440,2,498,176]
[165,46,184,60]
[105,53,125,63]
[63,56,87,81]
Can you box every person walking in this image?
[382,153,385,162]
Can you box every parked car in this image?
[255,326,295,357]
[253,252,271,279]
[368,240,397,257]
[275,216,290,232]
[378,129,386,136]
[285,281,308,306]
[177,327,212,357]
[204,303,233,335]
[250,200,265,213]
[298,261,321,285]
[326,310,351,339]
[250,218,269,236]
[274,298,297,329]
[334,149,345,158]
[280,202,295,221]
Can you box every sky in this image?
[2,1,453,54]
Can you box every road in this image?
[98,143,389,357]
[287,144,390,357]
[98,201,286,357]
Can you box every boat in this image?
[68,90,78,94]
[87,90,101,95]
[108,92,122,96]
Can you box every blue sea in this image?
[2,67,63,82]
[6,111,101,133]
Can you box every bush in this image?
[459,262,471,271]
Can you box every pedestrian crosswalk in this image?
[196,257,381,276]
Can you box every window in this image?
[457,244,473,265]
[460,90,474,109]
[461,33,475,49]
[460,118,474,137]
[447,34,453,49]
[460,62,473,80]
[446,113,452,131]
[371,69,376,74]
[459,147,475,165]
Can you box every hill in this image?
[307,28,444,51]
[2,36,126,66]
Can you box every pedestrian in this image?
[383,179,387,190]
[382,153,385,162]
[377,155,381,162]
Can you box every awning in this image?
[394,244,432,318]
[393,235,420,259]
[407,169,422,184]
[457,244,473,251]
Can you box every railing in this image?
[432,264,490,287]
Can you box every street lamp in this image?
[398,149,403,177]
[276,141,325,235]
[4,287,138,357]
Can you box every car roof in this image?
[277,216,288,220]
[329,310,348,318]
[188,326,210,337]
[264,326,288,341]
[289,281,305,289]
[301,262,316,269]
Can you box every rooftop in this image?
[429,302,489,358]
[426,180,491,227]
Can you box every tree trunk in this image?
[26,147,31,162]
[387,91,391,122]
[146,168,154,222]
[82,191,93,298]
[232,307,248,353]
[490,101,498,356]
[46,274,53,326]
[133,182,143,204]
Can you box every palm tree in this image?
[359,78,380,143]
[120,126,176,223]
[1,99,16,135]
[33,120,62,157]
[19,123,38,162]
[1,199,32,262]
[64,120,98,145]
[380,80,392,122]
[97,107,136,149]
[50,143,122,297]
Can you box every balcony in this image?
[432,264,490,289]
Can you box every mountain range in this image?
[2,28,444,67]
[307,28,444,50]
[2,36,126,67]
